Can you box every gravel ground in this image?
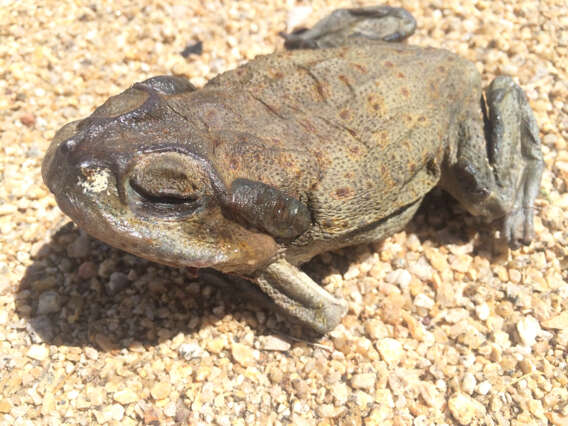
[1,0,567,424]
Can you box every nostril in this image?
[61,138,78,154]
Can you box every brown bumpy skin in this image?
[43,7,543,333]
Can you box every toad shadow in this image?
[18,191,503,349]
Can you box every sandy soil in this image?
[1,0,567,424]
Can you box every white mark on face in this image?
[79,166,111,193]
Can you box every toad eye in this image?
[129,152,211,206]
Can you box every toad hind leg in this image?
[441,76,544,248]
[281,5,416,49]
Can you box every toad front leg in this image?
[255,259,347,334]
[249,6,422,333]
[441,76,544,248]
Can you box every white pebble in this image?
[475,303,490,321]
[163,402,177,417]
[351,373,376,390]
[408,257,432,281]
[517,316,541,347]
[462,373,476,394]
[344,265,360,280]
[414,293,435,310]
[387,269,411,289]
[258,335,291,352]
[477,381,492,395]
[377,338,404,366]
[448,392,486,424]
[178,342,205,360]
[27,344,49,361]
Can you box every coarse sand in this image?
[0,0,567,424]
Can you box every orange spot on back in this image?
[338,75,350,86]
[299,119,316,133]
[335,187,353,199]
[314,82,328,100]
[351,63,368,73]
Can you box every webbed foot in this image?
[486,76,543,248]
[442,76,544,249]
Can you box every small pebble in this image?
[257,335,291,351]
[448,392,486,425]
[105,272,129,296]
[517,316,541,347]
[30,276,57,292]
[150,382,171,400]
[67,234,91,258]
[206,337,226,354]
[103,404,124,422]
[365,319,390,340]
[331,382,350,405]
[164,401,177,417]
[462,373,477,395]
[386,269,412,288]
[377,338,404,366]
[29,316,56,342]
[414,293,435,310]
[541,311,568,330]
[26,344,49,361]
[351,373,376,391]
[19,113,36,127]
[317,404,342,418]
[475,303,490,321]
[354,390,374,408]
[269,368,283,384]
[37,290,62,315]
[78,261,98,279]
[0,400,12,414]
[113,389,138,405]
[178,342,205,360]
[231,342,257,367]
[408,257,433,281]
[476,381,491,395]
[419,381,444,409]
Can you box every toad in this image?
[42,6,543,333]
